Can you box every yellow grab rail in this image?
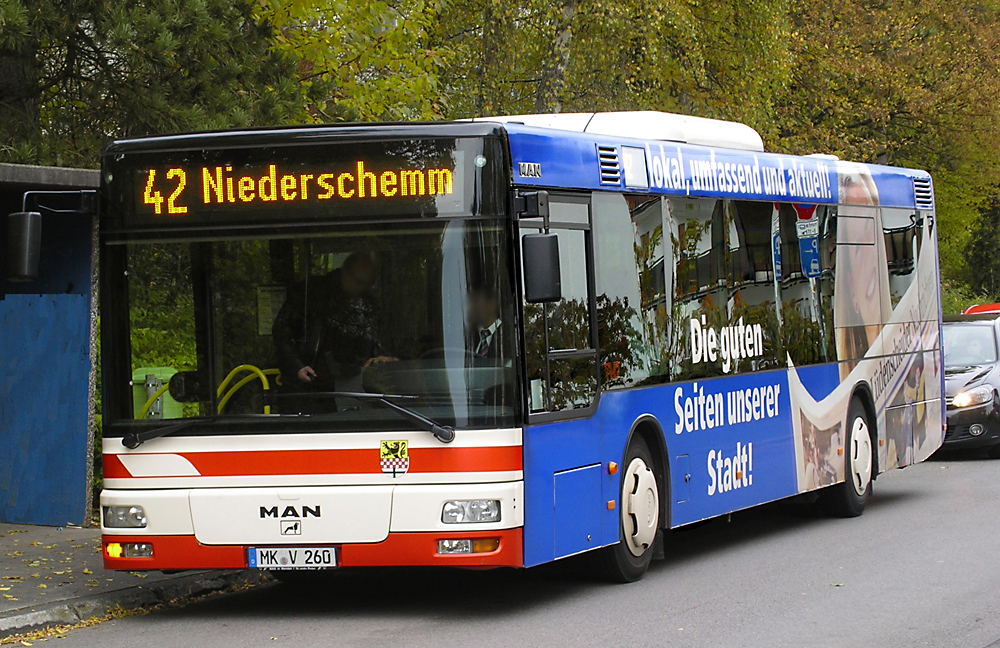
[216,365,278,415]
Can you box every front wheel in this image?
[819,397,874,518]
[594,436,661,583]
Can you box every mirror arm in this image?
[515,190,550,231]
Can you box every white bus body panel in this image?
[479,111,765,152]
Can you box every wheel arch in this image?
[849,382,880,479]
[623,414,671,530]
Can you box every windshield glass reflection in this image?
[123,220,517,430]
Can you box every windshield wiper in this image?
[279,392,456,443]
[123,418,205,449]
[122,414,280,449]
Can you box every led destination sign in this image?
[137,160,458,217]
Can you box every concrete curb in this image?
[0,569,271,636]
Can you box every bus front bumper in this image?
[102,528,523,571]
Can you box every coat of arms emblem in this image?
[380,439,409,477]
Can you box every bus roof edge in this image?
[477,111,765,153]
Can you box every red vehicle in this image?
[963,303,1000,315]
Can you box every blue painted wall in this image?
[0,208,94,526]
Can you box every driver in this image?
[467,286,504,359]
[272,252,395,400]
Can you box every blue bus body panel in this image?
[502,123,930,209]
[524,362,850,567]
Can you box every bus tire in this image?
[595,436,660,583]
[819,397,874,518]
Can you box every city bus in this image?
[98,111,943,582]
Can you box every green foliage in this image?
[940,281,992,315]
[0,0,308,166]
[127,244,198,372]
[429,0,792,126]
[962,197,1000,301]
[258,0,443,121]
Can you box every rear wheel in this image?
[594,436,660,583]
[819,397,873,518]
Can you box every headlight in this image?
[441,500,501,524]
[952,386,994,408]
[103,505,147,528]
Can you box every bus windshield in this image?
[120,219,518,431]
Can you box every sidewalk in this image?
[0,524,268,636]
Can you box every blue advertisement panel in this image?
[662,370,798,524]
[503,123,931,210]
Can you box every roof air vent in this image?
[598,146,621,186]
[913,177,934,210]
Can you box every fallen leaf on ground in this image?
[3,594,17,599]
[82,569,93,575]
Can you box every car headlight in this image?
[103,505,147,528]
[953,386,994,408]
[441,500,501,524]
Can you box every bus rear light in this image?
[437,538,500,554]
[441,500,501,524]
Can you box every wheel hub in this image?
[850,417,872,496]
[622,457,659,557]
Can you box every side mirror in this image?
[522,232,562,303]
[169,371,210,403]
[6,211,42,282]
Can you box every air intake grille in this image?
[597,146,621,185]
[913,177,934,210]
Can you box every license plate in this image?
[248,546,337,570]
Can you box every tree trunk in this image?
[534,0,578,114]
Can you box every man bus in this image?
[99,111,943,582]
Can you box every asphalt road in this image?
[54,450,1000,648]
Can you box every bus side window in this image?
[667,197,726,379]
[881,207,919,312]
[834,209,891,372]
[591,193,656,389]
[522,196,598,415]
[776,203,835,366]
[725,201,783,372]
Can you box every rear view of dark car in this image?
[943,314,1000,455]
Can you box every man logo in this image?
[280,520,301,535]
[259,505,321,518]
[518,162,542,179]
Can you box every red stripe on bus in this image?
[102,529,523,570]
[103,454,129,479]
[104,446,522,478]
